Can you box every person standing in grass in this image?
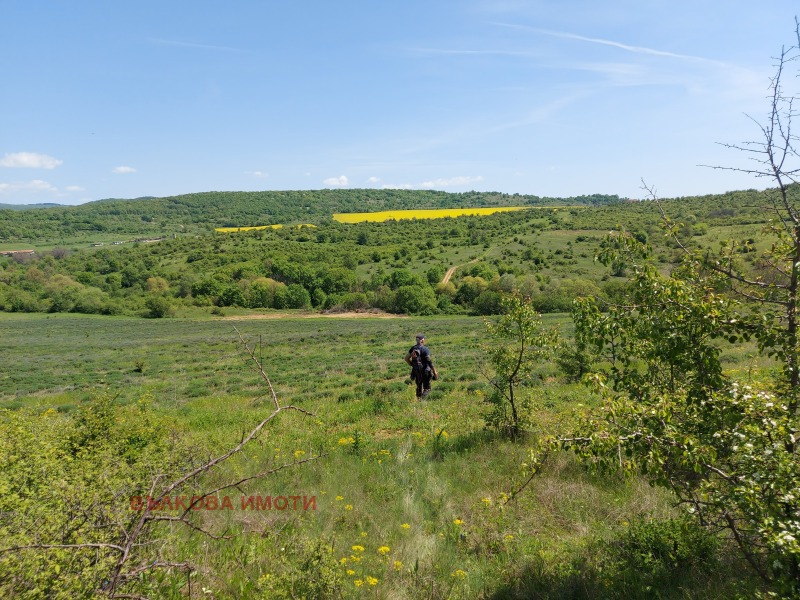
[405,334,438,399]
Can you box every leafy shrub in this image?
[393,284,437,315]
[591,517,720,596]
[144,295,173,318]
[274,283,311,309]
[473,290,504,315]
[339,292,370,311]
[0,398,190,598]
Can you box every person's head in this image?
[415,334,425,344]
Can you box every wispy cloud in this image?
[0,152,62,169]
[323,175,349,186]
[248,171,268,178]
[65,185,85,192]
[494,22,729,66]
[378,175,484,190]
[0,179,58,194]
[113,166,137,174]
[420,175,484,188]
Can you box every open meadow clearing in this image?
[0,312,764,598]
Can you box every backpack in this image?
[410,347,424,370]
[410,344,429,379]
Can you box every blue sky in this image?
[1,1,798,205]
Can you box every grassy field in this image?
[0,311,765,598]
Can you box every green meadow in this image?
[0,311,765,598]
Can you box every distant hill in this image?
[0,202,64,210]
[0,189,621,244]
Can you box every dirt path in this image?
[441,257,482,285]
[441,265,459,285]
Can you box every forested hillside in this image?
[0,185,789,319]
[0,189,620,244]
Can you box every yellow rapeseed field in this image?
[214,225,281,233]
[215,224,317,233]
[332,206,528,223]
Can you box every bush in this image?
[339,292,370,311]
[592,517,720,595]
[274,284,312,309]
[473,290,504,315]
[393,284,437,315]
[144,295,173,318]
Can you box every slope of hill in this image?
[0,184,786,319]
[0,189,621,245]
[0,202,64,210]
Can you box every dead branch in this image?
[234,325,280,408]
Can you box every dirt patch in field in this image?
[218,310,406,320]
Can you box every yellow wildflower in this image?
[351,545,365,553]
[346,569,355,576]
[401,523,411,530]
[293,450,305,459]
[393,560,403,571]
[451,569,467,579]
[345,504,353,511]
[453,519,463,525]
[366,576,378,586]
[339,557,347,565]
[377,546,390,555]
[354,579,364,587]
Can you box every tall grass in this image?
[0,312,763,597]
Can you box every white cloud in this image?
[65,185,86,192]
[323,175,349,186]
[420,176,484,188]
[0,179,58,194]
[382,183,414,190]
[249,170,268,178]
[367,176,381,184]
[0,152,62,169]
[497,23,728,65]
[113,166,137,174]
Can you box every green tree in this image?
[247,277,284,308]
[482,294,558,438]
[426,265,446,285]
[393,284,437,315]
[145,295,173,318]
[454,275,488,306]
[568,244,800,593]
[275,283,311,309]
